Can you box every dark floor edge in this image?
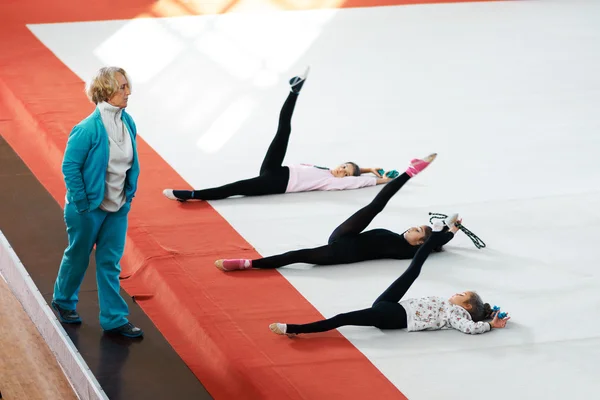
[0,136,213,400]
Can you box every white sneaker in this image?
[289,65,311,93]
[269,322,287,335]
[444,213,459,229]
[163,189,177,201]
[432,220,445,232]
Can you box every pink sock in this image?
[221,259,252,271]
[406,159,430,177]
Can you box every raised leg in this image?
[259,92,299,175]
[328,173,411,243]
[372,231,452,306]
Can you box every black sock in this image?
[173,190,193,200]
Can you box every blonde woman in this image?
[51,67,143,338]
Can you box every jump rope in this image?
[377,168,487,250]
[428,212,486,249]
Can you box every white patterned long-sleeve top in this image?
[400,296,491,334]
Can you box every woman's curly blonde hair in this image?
[85,67,131,104]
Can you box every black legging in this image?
[173,93,298,201]
[253,173,413,268]
[285,231,451,334]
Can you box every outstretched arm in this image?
[434,217,462,248]
[449,217,462,234]
[360,167,383,177]
[448,309,492,334]
[449,308,510,334]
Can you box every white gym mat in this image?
[29,1,600,398]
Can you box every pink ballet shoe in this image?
[214,259,252,271]
[406,153,437,177]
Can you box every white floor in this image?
[29,1,600,398]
